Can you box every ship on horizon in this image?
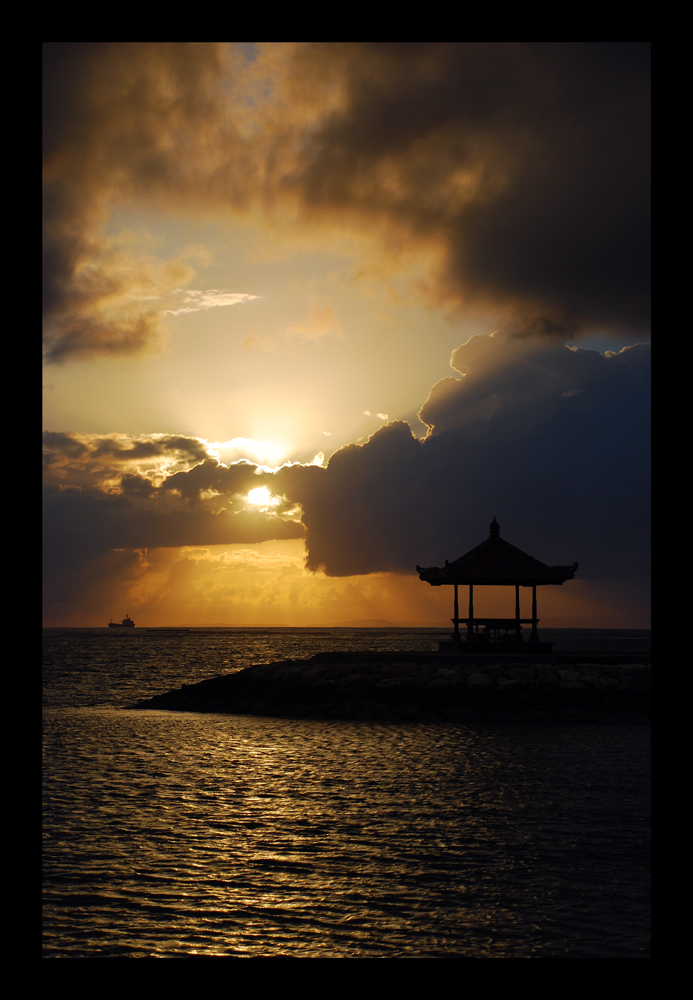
[108,615,135,628]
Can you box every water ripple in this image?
[43,708,650,957]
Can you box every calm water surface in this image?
[43,629,650,958]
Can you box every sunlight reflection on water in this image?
[43,705,650,957]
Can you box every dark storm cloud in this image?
[43,43,649,361]
[293,42,650,332]
[280,334,650,580]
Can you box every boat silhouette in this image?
[108,615,135,628]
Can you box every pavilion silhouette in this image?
[417,518,578,651]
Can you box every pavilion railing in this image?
[449,617,541,642]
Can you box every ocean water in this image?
[43,628,651,958]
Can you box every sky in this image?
[42,43,650,627]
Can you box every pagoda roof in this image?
[416,518,578,587]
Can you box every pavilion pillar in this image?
[515,584,521,638]
[453,584,460,641]
[530,584,539,643]
[468,584,474,638]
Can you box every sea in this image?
[43,627,651,958]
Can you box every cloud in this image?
[289,43,650,334]
[41,239,197,363]
[43,43,650,361]
[273,331,650,582]
[42,455,306,601]
[284,299,342,341]
[42,431,211,489]
[41,433,316,597]
[163,289,259,316]
[42,43,240,362]
[242,298,342,352]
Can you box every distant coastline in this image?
[44,625,652,633]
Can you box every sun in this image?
[247,486,279,507]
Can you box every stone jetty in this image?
[134,651,650,723]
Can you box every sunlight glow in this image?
[247,486,280,507]
[208,438,288,468]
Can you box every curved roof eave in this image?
[416,518,578,587]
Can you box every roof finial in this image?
[489,516,500,539]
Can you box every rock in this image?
[279,665,304,679]
[301,666,325,680]
[485,666,508,678]
[508,667,536,680]
[133,652,650,723]
[558,669,580,681]
[467,673,493,687]
[555,708,595,722]
[497,677,519,690]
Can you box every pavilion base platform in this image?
[438,639,554,653]
[305,649,648,666]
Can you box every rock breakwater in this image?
[134,654,650,723]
